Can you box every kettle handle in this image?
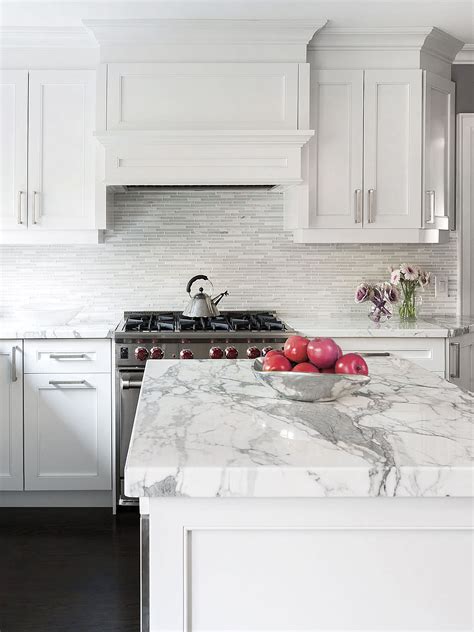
[186,274,209,295]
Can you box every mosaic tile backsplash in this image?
[0,188,458,322]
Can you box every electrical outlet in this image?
[434,275,449,299]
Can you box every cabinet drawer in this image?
[332,337,446,373]
[24,340,111,374]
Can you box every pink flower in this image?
[400,264,419,281]
[382,282,400,303]
[390,270,401,285]
[355,283,371,304]
[419,270,431,288]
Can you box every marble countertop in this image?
[281,313,474,338]
[125,357,474,499]
[0,319,117,339]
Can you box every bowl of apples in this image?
[252,336,370,402]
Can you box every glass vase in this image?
[398,284,417,321]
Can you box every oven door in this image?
[117,369,143,506]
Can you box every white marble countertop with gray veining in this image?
[280,313,474,338]
[125,357,474,499]
[0,319,117,339]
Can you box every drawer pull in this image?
[11,346,18,382]
[449,342,461,379]
[49,379,91,388]
[49,353,88,360]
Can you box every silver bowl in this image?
[252,358,370,402]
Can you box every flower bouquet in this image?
[355,282,400,323]
[389,264,431,321]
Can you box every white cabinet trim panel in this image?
[0,341,23,491]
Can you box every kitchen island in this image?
[126,357,473,632]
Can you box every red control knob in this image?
[246,346,261,359]
[209,346,224,359]
[150,347,164,360]
[180,349,194,360]
[225,346,238,359]
[262,346,273,357]
[134,346,149,362]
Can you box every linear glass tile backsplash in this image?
[0,189,458,321]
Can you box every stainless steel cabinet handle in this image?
[17,191,24,224]
[33,191,40,224]
[354,189,362,224]
[49,353,87,360]
[425,190,435,224]
[449,342,461,379]
[367,189,376,223]
[121,378,143,390]
[49,380,90,387]
[11,346,18,382]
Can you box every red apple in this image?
[283,335,309,363]
[307,337,341,369]
[292,362,319,373]
[335,353,369,376]
[262,355,293,372]
[321,367,335,373]
[265,349,285,359]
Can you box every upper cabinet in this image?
[290,27,463,244]
[0,71,28,232]
[0,68,102,244]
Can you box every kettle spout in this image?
[212,290,229,306]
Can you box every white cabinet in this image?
[24,373,111,490]
[0,70,28,231]
[0,69,99,243]
[364,70,423,230]
[28,70,96,230]
[423,73,455,231]
[448,334,474,393]
[0,341,23,491]
[295,67,455,243]
[23,339,112,492]
[307,70,364,229]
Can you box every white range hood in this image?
[85,19,326,186]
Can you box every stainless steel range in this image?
[114,310,294,506]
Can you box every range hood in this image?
[85,19,326,187]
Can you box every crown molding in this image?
[83,18,327,47]
[454,44,474,64]
[308,26,464,64]
[0,26,96,48]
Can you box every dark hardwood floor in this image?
[0,508,140,632]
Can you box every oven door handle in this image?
[121,378,143,390]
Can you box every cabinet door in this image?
[308,70,364,229]
[448,334,474,393]
[423,72,455,230]
[24,373,111,490]
[0,70,28,231]
[28,70,96,230]
[364,70,423,229]
[107,63,298,131]
[0,341,23,491]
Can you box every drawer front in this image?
[332,337,446,373]
[24,340,111,374]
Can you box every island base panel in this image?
[140,497,473,632]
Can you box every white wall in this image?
[0,189,458,321]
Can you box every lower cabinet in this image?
[0,341,23,491]
[24,372,111,491]
[448,334,474,393]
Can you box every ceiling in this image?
[1,1,473,46]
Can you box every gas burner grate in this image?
[121,311,287,333]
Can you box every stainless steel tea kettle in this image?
[182,275,228,318]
